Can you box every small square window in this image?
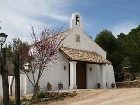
[76,35,80,42]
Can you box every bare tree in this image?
[20,27,66,100]
[7,26,66,101]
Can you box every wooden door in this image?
[76,62,86,89]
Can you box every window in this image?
[76,35,80,42]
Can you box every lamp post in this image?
[0,32,7,53]
[0,32,8,48]
[0,33,8,105]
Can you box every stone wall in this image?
[116,80,140,88]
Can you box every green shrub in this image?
[37,91,46,99]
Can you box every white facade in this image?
[26,12,115,93]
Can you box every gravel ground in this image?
[48,88,140,105]
[1,88,140,105]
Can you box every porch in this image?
[69,61,107,89]
[60,47,114,89]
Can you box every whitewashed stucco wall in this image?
[0,76,2,96]
[86,64,101,89]
[86,64,115,89]
[26,52,70,93]
[62,28,106,58]
[106,65,116,88]
[9,74,27,96]
[0,74,26,96]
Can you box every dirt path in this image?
[48,88,140,105]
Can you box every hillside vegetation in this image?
[95,25,140,73]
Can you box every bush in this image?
[37,91,47,99]
[35,91,78,102]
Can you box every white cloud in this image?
[0,0,72,43]
[112,22,138,36]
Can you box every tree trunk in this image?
[10,76,14,96]
[14,53,20,105]
[32,82,40,101]
[1,48,9,105]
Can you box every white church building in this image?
[26,12,116,92]
[0,12,116,96]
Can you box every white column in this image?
[100,64,107,89]
[69,61,77,89]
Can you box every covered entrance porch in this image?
[60,47,111,89]
[69,61,108,89]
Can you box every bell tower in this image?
[70,12,83,30]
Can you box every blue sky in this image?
[0,0,140,42]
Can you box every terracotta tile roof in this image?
[60,47,111,64]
